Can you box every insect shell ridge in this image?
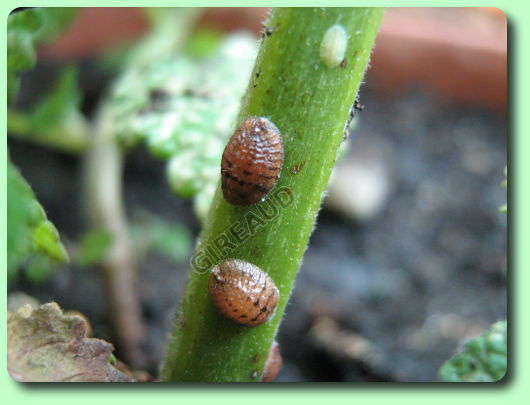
[221,117,284,206]
[208,259,279,326]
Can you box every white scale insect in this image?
[320,24,348,69]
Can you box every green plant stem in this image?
[8,110,89,154]
[161,7,384,382]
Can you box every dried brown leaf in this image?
[7,302,132,382]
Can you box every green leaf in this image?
[105,33,257,221]
[439,320,507,382]
[32,220,68,262]
[34,8,78,42]
[76,229,113,267]
[31,66,82,127]
[7,157,69,281]
[7,7,78,103]
[8,66,89,153]
[8,8,45,32]
[7,11,42,102]
[7,160,39,278]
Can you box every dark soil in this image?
[8,62,507,382]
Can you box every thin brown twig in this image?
[83,111,145,367]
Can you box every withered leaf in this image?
[7,302,132,382]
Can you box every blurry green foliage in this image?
[438,320,507,382]
[7,7,77,103]
[8,10,255,282]
[8,66,89,153]
[104,33,257,220]
[23,255,59,284]
[7,158,69,282]
[184,29,223,59]
[9,7,257,223]
[125,8,200,69]
[30,66,84,131]
[130,212,192,263]
[76,230,113,267]
[96,8,201,74]
[32,220,68,262]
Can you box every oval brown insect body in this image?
[261,341,282,382]
[221,117,283,205]
[208,259,279,326]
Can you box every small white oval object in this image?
[320,24,348,68]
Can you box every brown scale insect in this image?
[221,117,283,205]
[261,341,283,382]
[208,259,279,326]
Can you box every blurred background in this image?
[7,7,507,382]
